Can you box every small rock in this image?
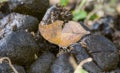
[51,53,74,73]
[28,52,55,73]
[0,13,39,39]
[0,31,39,65]
[71,43,102,73]
[81,34,119,71]
[8,0,49,19]
[90,16,114,40]
[0,62,25,73]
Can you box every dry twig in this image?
[69,55,92,73]
[0,57,18,73]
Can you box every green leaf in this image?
[80,68,88,73]
[60,0,69,6]
[90,14,98,20]
[72,10,87,21]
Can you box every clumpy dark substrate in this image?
[0,0,119,73]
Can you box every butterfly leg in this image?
[79,41,87,48]
[57,47,69,56]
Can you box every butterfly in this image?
[39,20,90,48]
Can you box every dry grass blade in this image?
[69,54,78,69]
[74,58,92,73]
[0,57,18,73]
[69,55,92,73]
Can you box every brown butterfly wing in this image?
[39,20,63,45]
[60,21,90,47]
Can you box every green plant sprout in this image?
[60,0,88,21]
[72,0,87,21]
[60,0,69,6]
